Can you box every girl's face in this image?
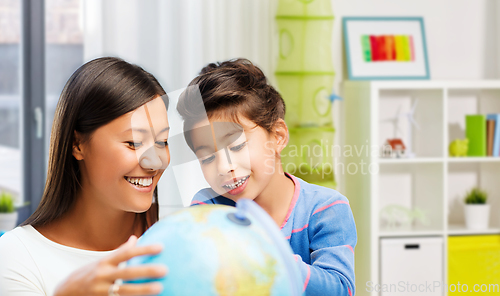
[190,115,282,202]
[74,96,170,213]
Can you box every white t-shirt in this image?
[0,225,114,296]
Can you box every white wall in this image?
[332,0,499,193]
[84,0,500,93]
[332,0,498,88]
[83,0,274,92]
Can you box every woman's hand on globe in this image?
[54,235,167,296]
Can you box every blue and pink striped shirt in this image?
[191,173,357,296]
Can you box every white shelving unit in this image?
[342,80,500,296]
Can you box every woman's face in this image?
[75,96,170,213]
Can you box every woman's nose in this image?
[139,145,169,170]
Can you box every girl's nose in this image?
[217,148,237,176]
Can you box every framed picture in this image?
[343,17,430,80]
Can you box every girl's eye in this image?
[230,142,247,152]
[200,154,215,165]
[155,140,168,148]
[127,142,142,149]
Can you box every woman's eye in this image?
[155,140,168,148]
[200,154,215,165]
[127,142,142,149]
[230,142,247,152]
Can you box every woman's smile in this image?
[124,174,157,193]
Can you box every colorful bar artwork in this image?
[369,35,378,61]
[361,34,415,62]
[409,36,415,61]
[361,35,372,62]
[385,35,395,61]
[395,35,406,61]
[376,36,386,61]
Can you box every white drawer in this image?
[380,237,443,296]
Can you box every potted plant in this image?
[464,187,489,230]
[0,191,18,231]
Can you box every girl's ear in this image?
[273,119,289,156]
[72,131,85,161]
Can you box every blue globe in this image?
[127,200,303,296]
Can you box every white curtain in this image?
[83,0,275,91]
[82,0,276,216]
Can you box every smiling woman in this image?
[70,95,170,216]
[0,57,170,296]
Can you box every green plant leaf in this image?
[464,187,488,204]
[0,191,15,213]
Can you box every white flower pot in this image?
[0,212,18,231]
[464,204,490,230]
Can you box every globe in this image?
[127,199,303,296]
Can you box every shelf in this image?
[343,80,500,295]
[447,157,500,163]
[379,163,444,234]
[447,224,500,236]
[378,157,443,164]
[379,228,443,238]
[344,80,500,90]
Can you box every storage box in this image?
[448,235,500,295]
[276,73,334,127]
[276,0,333,18]
[281,127,335,183]
[276,19,334,73]
[380,237,443,296]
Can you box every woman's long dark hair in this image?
[22,57,167,232]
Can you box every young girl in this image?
[0,57,169,296]
[177,59,357,296]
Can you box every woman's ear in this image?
[72,131,85,161]
[273,119,289,156]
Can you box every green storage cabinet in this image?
[276,18,334,73]
[275,0,336,186]
[276,0,333,18]
[276,73,334,127]
[281,127,335,183]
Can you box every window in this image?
[45,0,83,163]
[0,0,22,204]
[0,0,84,221]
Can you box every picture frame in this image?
[343,17,430,80]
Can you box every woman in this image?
[0,57,169,296]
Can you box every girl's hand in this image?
[54,236,167,296]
